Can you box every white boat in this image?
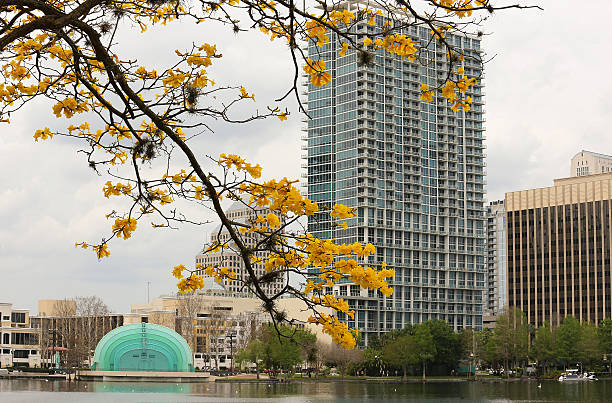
[558,369,597,382]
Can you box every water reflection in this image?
[1,378,612,402]
[92,382,194,394]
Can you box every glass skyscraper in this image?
[304,5,486,345]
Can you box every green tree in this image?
[382,334,415,381]
[424,320,462,373]
[578,322,601,368]
[597,319,612,359]
[556,316,581,367]
[249,324,315,377]
[326,342,363,378]
[414,324,436,381]
[532,321,555,374]
[490,308,529,374]
[235,338,265,378]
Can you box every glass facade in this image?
[305,17,486,345]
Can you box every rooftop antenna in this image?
[146,281,151,303]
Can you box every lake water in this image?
[1,378,611,402]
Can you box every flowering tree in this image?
[1,0,535,349]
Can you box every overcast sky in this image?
[2,1,611,313]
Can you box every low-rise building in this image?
[0,302,41,368]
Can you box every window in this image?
[11,313,25,323]
[13,350,29,358]
[11,333,38,345]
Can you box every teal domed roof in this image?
[92,323,193,372]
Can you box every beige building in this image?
[195,201,286,297]
[571,150,612,177]
[505,173,612,327]
[0,303,41,368]
[38,299,76,317]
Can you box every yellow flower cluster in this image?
[373,34,417,60]
[239,87,255,101]
[75,242,111,259]
[303,59,331,87]
[102,181,132,198]
[312,294,353,318]
[295,235,375,268]
[173,262,236,290]
[33,128,53,141]
[262,251,307,273]
[305,20,329,47]
[148,188,173,205]
[437,0,488,18]
[419,83,434,103]
[240,177,319,216]
[334,260,395,296]
[218,153,262,179]
[330,203,356,219]
[177,273,205,294]
[112,218,138,240]
[52,98,89,118]
[308,313,356,349]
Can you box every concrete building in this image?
[304,1,486,344]
[195,201,286,297]
[571,150,612,177]
[506,173,612,327]
[0,303,41,368]
[486,200,507,315]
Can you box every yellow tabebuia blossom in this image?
[309,313,356,349]
[33,127,53,141]
[219,153,262,179]
[338,43,349,57]
[52,98,89,118]
[172,264,186,279]
[266,212,281,228]
[93,244,110,259]
[112,217,137,239]
[303,59,331,87]
[420,83,434,103]
[103,181,132,198]
[177,273,205,294]
[239,86,255,101]
[330,203,356,219]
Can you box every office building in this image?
[571,150,612,177]
[195,201,286,297]
[486,200,507,315]
[304,1,486,344]
[506,173,612,327]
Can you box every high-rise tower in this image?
[304,2,486,345]
[486,200,507,315]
